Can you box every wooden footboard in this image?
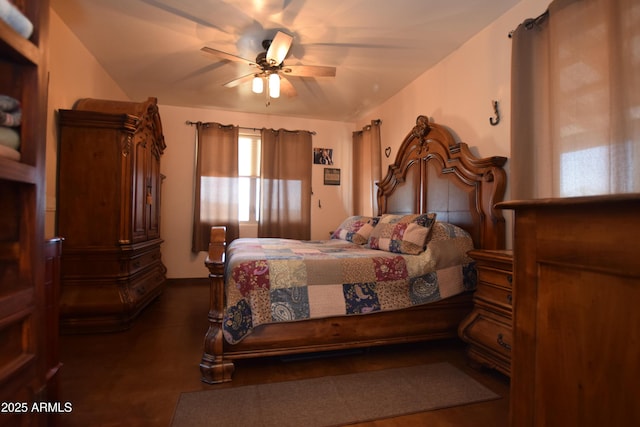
[200,226,234,384]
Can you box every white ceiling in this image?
[51,0,520,122]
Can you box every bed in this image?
[200,115,507,384]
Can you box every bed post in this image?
[200,226,235,384]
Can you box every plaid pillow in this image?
[331,216,379,245]
[367,213,437,254]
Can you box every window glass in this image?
[238,133,261,222]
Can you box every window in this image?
[510,1,640,200]
[238,132,261,223]
[560,146,609,196]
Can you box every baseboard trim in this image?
[166,277,209,286]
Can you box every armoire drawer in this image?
[127,264,166,307]
[122,247,162,275]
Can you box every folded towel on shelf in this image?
[0,95,22,160]
[0,143,20,161]
[0,126,20,150]
[0,0,33,39]
[0,95,21,127]
[0,95,20,112]
[0,110,21,127]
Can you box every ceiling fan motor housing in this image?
[256,42,281,70]
[200,30,336,96]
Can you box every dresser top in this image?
[497,193,640,210]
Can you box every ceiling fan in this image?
[201,31,336,105]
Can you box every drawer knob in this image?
[507,294,513,304]
[497,333,512,351]
[507,274,513,284]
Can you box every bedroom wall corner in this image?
[46,8,130,239]
[353,0,551,250]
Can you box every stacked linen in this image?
[0,95,21,161]
[0,0,33,39]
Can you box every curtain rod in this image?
[508,9,549,38]
[354,119,382,133]
[364,119,382,129]
[185,120,316,135]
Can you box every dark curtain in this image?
[510,0,640,199]
[258,128,313,239]
[192,122,239,252]
[352,119,382,215]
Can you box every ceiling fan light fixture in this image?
[268,73,280,98]
[201,30,335,106]
[252,75,263,94]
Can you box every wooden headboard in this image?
[377,116,507,250]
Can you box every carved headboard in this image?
[377,116,507,250]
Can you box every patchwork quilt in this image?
[222,222,477,344]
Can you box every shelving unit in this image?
[0,1,52,425]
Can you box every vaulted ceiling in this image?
[51,0,520,121]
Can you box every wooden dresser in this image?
[498,195,640,427]
[458,249,513,377]
[57,97,167,333]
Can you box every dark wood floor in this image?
[56,280,510,427]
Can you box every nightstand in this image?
[458,249,513,377]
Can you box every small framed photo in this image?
[313,148,334,165]
[324,168,340,185]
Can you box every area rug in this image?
[171,362,500,427]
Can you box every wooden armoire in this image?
[57,97,167,333]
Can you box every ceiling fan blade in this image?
[279,76,297,98]
[266,31,293,65]
[223,73,255,88]
[282,65,336,78]
[201,46,254,66]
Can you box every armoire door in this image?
[132,127,162,243]
[132,134,149,243]
[146,151,162,240]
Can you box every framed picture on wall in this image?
[313,148,334,165]
[324,168,340,185]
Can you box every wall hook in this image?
[489,100,500,126]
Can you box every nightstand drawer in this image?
[477,266,513,289]
[462,311,512,359]
[460,249,513,377]
[475,282,513,310]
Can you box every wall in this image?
[158,105,353,278]
[46,10,129,238]
[354,0,550,249]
